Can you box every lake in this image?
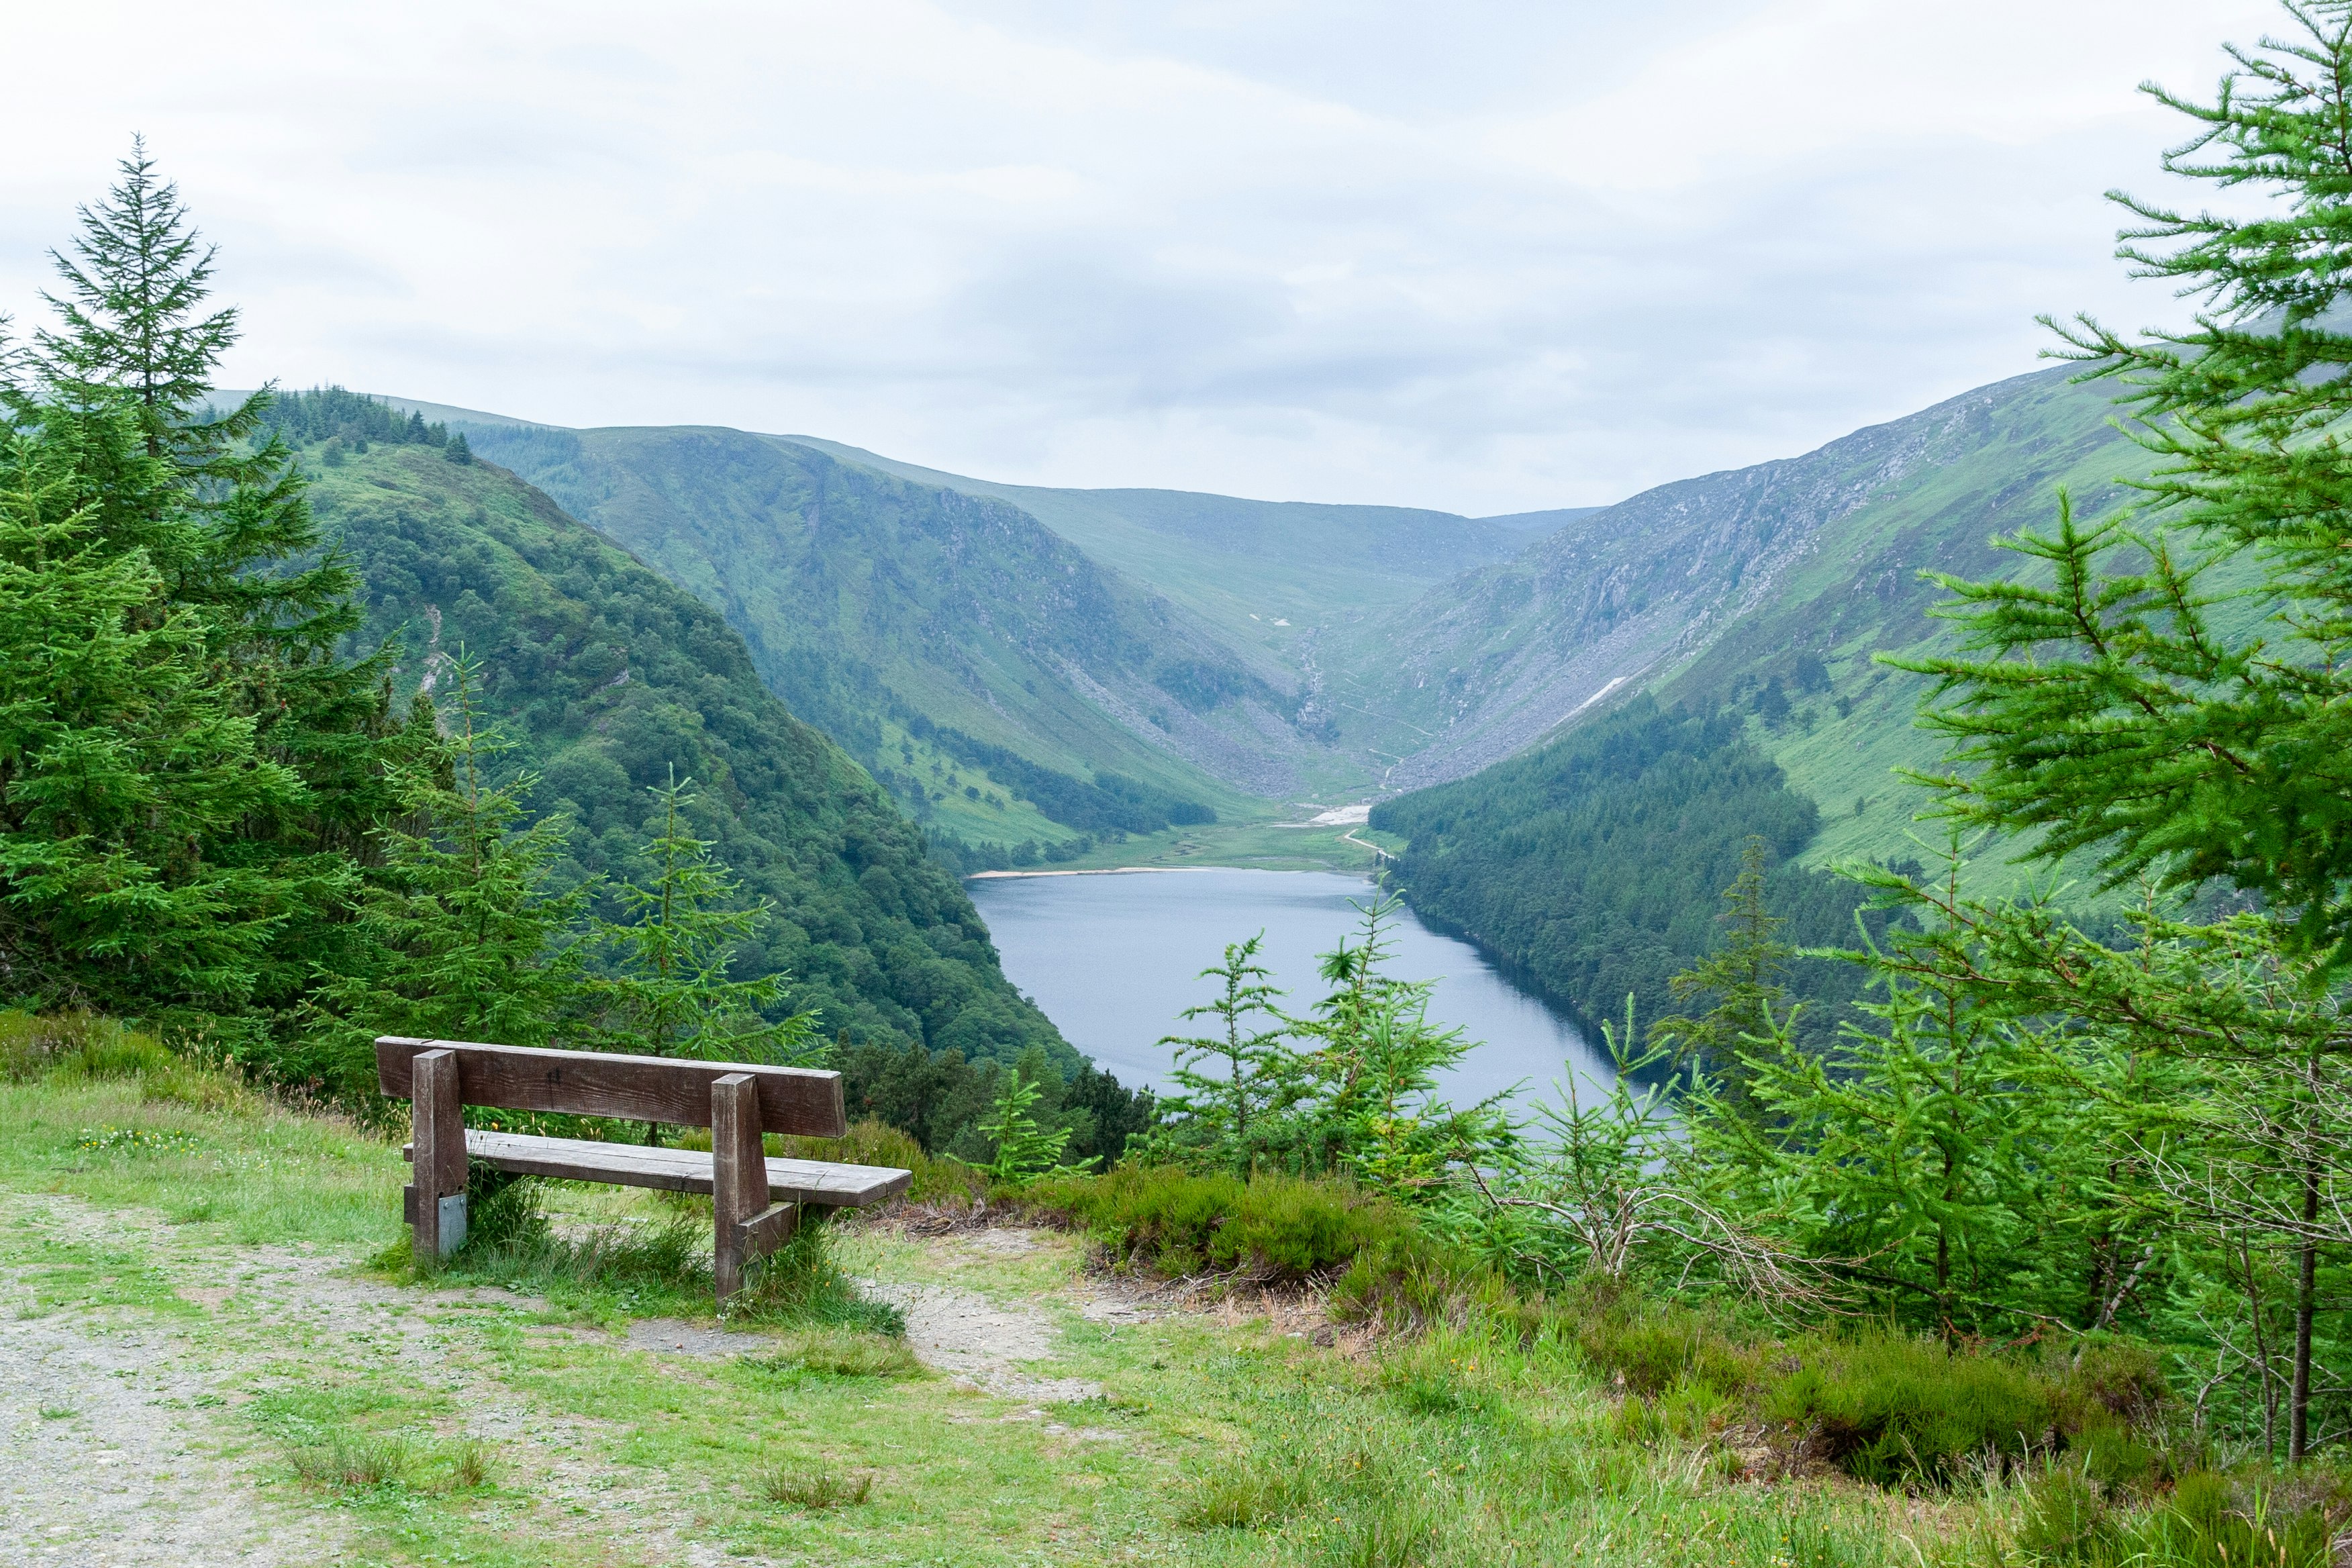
[966,867,1612,1114]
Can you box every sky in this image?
[1,0,2286,513]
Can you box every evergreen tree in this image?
[0,399,322,1017]
[1908,3,2352,962]
[585,769,820,1080]
[10,142,401,1012]
[320,654,586,1062]
[1649,836,1796,1115]
[444,431,472,465]
[978,1061,1096,1184]
[1148,933,1289,1173]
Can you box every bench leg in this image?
[411,1048,468,1267]
[712,1073,767,1303]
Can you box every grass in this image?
[761,1465,875,1510]
[10,1040,2352,1567]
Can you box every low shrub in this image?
[1765,1332,2060,1485]
[1553,1281,1761,1402]
[0,1010,175,1081]
[1027,1165,1442,1285]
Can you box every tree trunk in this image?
[2292,1159,2319,1462]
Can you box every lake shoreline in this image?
[967,865,1377,882]
[967,866,1606,1107]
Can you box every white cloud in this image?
[0,0,2286,511]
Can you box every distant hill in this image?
[271,399,1073,1069]
[1343,366,2149,824]
[449,422,1344,849]
[769,435,1531,652]
[299,371,2169,895]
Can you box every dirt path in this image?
[0,1194,741,1568]
[0,1202,1194,1566]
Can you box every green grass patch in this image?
[761,1464,875,1511]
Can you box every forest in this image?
[1371,695,1894,1045]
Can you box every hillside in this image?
[773,434,1530,655]
[277,404,1070,1069]
[453,422,1365,847]
[1369,364,2179,1025]
[1340,365,2148,801]
[1371,699,1887,1039]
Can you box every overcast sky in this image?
[2,1,2284,513]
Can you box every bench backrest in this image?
[374,1036,847,1138]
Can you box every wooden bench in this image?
[377,1036,912,1300]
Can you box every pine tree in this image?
[1150,933,1289,1173]
[1906,3,2352,962]
[1649,836,1794,1115]
[587,770,819,1066]
[0,398,323,1016]
[321,654,587,1063]
[10,143,401,1014]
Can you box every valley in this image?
[348,358,2153,1037]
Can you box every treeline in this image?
[1371,697,1891,1046]
[910,716,1216,835]
[269,385,1081,1073]
[258,385,452,452]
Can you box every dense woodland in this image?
[1372,696,1892,1046]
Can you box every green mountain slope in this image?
[1346,366,2151,807]
[454,422,1373,844]
[1367,362,2235,1026]
[771,434,1528,658]
[1370,698,1888,1039]
[280,415,1071,1069]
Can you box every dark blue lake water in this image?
[965,867,1611,1114]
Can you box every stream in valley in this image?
[966,867,1612,1114]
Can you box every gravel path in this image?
[0,1194,736,1568]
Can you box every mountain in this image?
[364,406,1579,832]
[1368,364,2178,1029]
[1477,506,1606,535]
[271,395,1072,1070]
[454,422,1365,848]
[770,435,1531,650]
[1344,366,2149,830]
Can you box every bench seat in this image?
[404,1130,911,1208]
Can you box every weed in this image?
[727,1214,905,1335]
[291,1432,415,1490]
[73,1126,203,1156]
[38,1405,75,1420]
[1178,1463,1316,1530]
[446,1439,494,1491]
[761,1465,873,1510]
